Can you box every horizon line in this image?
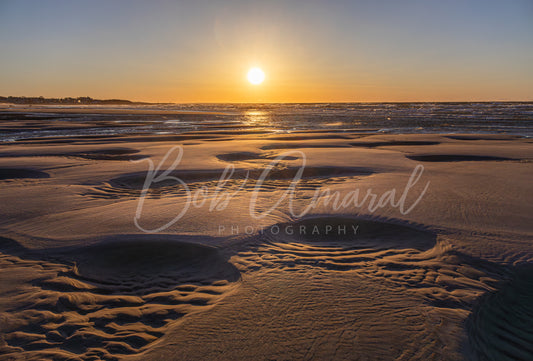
[2,95,533,105]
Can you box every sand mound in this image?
[466,263,533,361]
[0,236,240,360]
[406,154,516,162]
[0,168,50,180]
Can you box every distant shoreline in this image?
[0,96,154,106]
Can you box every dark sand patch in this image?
[216,152,266,162]
[264,217,436,251]
[203,138,235,142]
[97,130,268,144]
[406,154,516,162]
[0,236,27,254]
[216,151,299,162]
[108,169,241,190]
[269,166,374,180]
[0,148,147,161]
[466,263,533,361]
[181,130,271,136]
[350,140,440,148]
[0,168,50,180]
[87,166,375,200]
[108,166,374,191]
[446,135,522,141]
[261,143,351,150]
[266,134,352,141]
[69,148,147,161]
[103,134,223,143]
[10,135,120,146]
[64,237,239,285]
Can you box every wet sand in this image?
[0,125,532,360]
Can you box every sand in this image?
[0,121,532,360]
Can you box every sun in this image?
[247,67,265,85]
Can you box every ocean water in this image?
[1,102,532,141]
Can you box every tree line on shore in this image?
[0,96,144,105]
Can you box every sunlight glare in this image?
[247,67,265,85]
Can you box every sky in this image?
[0,0,532,103]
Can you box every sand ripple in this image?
[236,217,504,310]
[0,236,240,360]
[466,263,533,361]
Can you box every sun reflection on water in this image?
[243,110,272,126]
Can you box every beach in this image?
[0,107,532,360]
